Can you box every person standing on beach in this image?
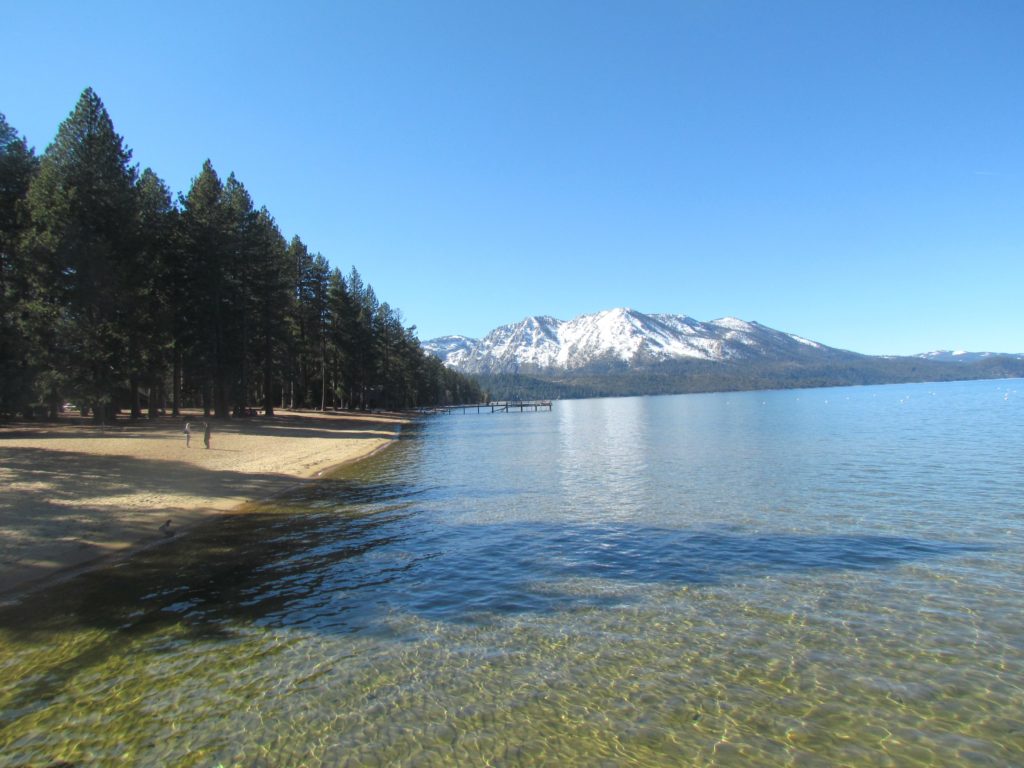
[184,421,191,447]
[203,422,211,449]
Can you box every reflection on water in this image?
[1,380,1023,766]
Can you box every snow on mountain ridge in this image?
[424,308,832,374]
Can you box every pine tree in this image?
[325,267,353,408]
[23,89,138,420]
[248,207,289,415]
[345,267,378,409]
[287,238,333,408]
[309,254,330,410]
[221,173,257,415]
[0,113,39,415]
[179,160,231,416]
[286,236,312,407]
[133,168,175,417]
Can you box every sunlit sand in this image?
[0,410,408,601]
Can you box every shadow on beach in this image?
[0,446,363,604]
[0,446,300,507]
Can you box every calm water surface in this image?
[1,379,1023,766]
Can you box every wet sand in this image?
[0,410,408,602]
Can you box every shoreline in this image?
[0,409,410,605]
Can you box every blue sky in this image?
[3,1,1022,355]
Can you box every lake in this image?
[1,379,1022,766]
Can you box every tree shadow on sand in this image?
[0,446,320,553]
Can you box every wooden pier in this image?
[432,400,553,415]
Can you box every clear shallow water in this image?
[1,379,1023,766]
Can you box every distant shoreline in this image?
[0,409,409,605]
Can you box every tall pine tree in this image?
[179,160,231,416]
[0,114,39,415]
[23,88,138,420]
[133,168,176,417]
[249,207,290,415]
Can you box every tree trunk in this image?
[320,343,326,411]
[130,374,142,419]
[148,378,160,419]
[262,344,275,416]
[172,343,182,417]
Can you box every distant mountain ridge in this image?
[916,350,1022,363]
[424,308,835,374]
[424,308,1024,400]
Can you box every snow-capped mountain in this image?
[424,308,833,375]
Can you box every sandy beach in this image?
[0,410,408,602]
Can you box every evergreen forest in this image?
[0,89,482,420]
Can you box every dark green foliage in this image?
[249,208,290,416]
[22,89,138,420]
[344,267,378,409]
[287,237,330,409]
[291,264,484,411]
[0,113,39,414]
[178,159,231,416]
[133,168,176,418]
[0,88,482,418]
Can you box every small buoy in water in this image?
[159,519,174,537]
